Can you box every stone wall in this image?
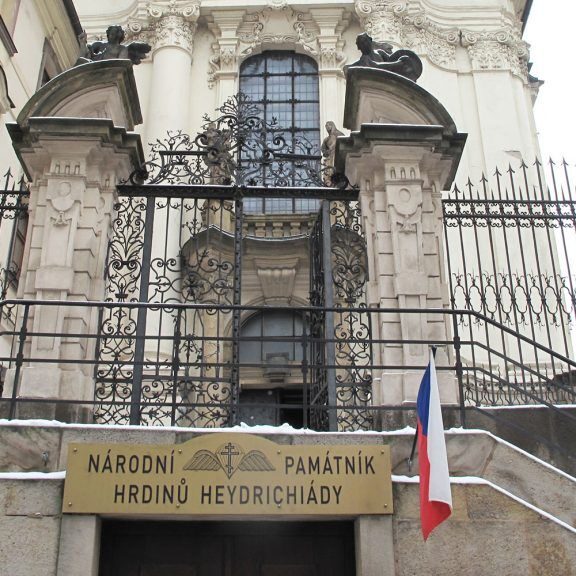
[0,425,575,576]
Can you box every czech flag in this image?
[416,349,452,540]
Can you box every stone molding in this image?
[354,0,529,78]
[208,6,351,88]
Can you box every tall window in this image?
[239,51,320,213]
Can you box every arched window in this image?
[239,51,320,214]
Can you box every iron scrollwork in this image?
[126,93,353,190]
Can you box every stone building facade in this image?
[1,1,575,575]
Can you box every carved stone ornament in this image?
[124,1,200,55]
[461,29,529,77]
[208,7,349,88]
[76,25,151,66]
[346,32,423,82]
[354,0,529,77]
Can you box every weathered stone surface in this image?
[58,427,177,469]
[56,515,100,576]
[0,426,62,472]
[484,441,576,528]
[1,479,63,516]
[393,483,576,576]
[355,516,395,576]
[0,516,60,576]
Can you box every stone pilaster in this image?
[338,67,466,406]
[5,60,144,421]
[7,119,142,420]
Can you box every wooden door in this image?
[99,521,355,576]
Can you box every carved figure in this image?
[321,121,344,168]
[347,32,423,82]
[76,25,151,66]
[202,123,237,184]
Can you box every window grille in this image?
[239,51,321,214]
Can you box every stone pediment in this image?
[16,60,142,131]
[344,66,457,133]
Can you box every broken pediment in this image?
[16,59,142,131]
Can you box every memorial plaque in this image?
[63,433,393,516]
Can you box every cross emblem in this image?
[219,442,240,478]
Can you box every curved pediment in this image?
[344,66,457,134]
[16,59,142,131]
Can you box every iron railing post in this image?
[130,197,155,425]
[229,195,244,426]
[9,302,29,420]
[322,201,338,432]
[452,312,466,428]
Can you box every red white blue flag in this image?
[416,349,452,540]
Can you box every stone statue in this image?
[321,121,344,168]
[346,32,423,82]
[76,25,151,66]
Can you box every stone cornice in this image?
[354,0,529,78]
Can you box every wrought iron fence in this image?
[0,169,29,300]
[444,159,576,363]
[0,92,575,470]
[1,299,575,466]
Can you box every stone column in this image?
[310,8,348,129]
[145,2,200,141]
[141,2,200,364]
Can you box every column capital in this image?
[127,1,200,55]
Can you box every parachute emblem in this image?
[183,442,275,479]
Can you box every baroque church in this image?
[0,1,575,575]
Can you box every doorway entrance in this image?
[99,520,356,576]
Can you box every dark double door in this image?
[99,521,355,576]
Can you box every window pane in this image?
[241,57,265,75]
[294,56,317,74]
[242,76,265,101]
[267,75,292,100]
[266,103,291,126]
[295,75,319,100]
[294,103,319,129]
[267,54,292,74]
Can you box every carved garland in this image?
[208,7,348,89]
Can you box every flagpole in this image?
[407,346,437,472]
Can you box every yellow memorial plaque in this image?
[63,433,393,516]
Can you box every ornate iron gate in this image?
[94,94,370,429]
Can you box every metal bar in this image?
[322,201,338,432]
[229,198,244,426]
[129,197,155,425]
[9,303,29,420]
[117,184,359,201]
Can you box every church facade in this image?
[1,1,575,575]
